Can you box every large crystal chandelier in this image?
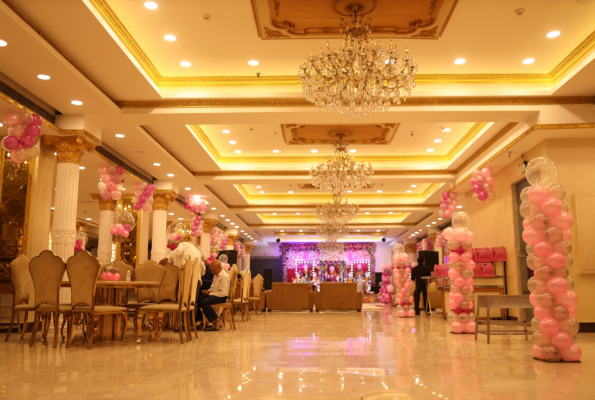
[298,3,418,119]
[310,137,373,198]
[317,197,359,226]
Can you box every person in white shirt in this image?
[356,274,365,293]
[195,260,230,331]
[159,241,201,268]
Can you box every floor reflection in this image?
[1,306,594,399]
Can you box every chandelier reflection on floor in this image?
[298,3,418,119]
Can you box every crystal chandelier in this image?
[317,197,359,226]
[317,241,344,253]
[317,222,346,242]
[310,137,373,198]
[298,3,418,119]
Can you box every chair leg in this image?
[230,306,236,330]
[29,313,40,347]
[53,312,60,348]
[4,309,15,342]
[184,311,191,342]
[486,308,491,345]
[474,307,479,341]
[122,311,129,344]
[60,314,67,340]
[133,309,139,335]
[87,316,96,350]
[19,311,29,341]
[190,309,198,338]
[177,312,184,344]
[41,313,49,342]
[136,312,144,343]
[66,314,75,348]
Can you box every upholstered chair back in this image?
[242,270,252,301]
[135,261,166,303]
[228,266,238,303]
[158,262,180,303]
[66,251,100,308]
[113,259,134,281]
[189,257,201,306]
[29,251,65,309]
[179,256,192,307]
[252,274,264,298]
[11,255,32,306]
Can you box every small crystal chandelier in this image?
[317,197,359,226]
[318,240,344,253]
[298,3,418,119]
[310,136,373,198]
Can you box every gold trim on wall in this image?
[194,169,455,177]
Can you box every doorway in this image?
[515,179,534,320]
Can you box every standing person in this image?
[195,260,230,331]
[410,256,432,315]
[159,241,201,268]
[356,274,365,293]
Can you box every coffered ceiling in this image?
[1,0,595,248]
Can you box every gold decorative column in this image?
[92,193,116,266]
[151,190,176,261]
[44,135,96,301]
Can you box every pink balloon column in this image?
[378,263,394,303]
[98,164,125,201]
[444,212,477,334]
[185,195,208,214]
[132,182,155,212]
[234,241,246,259]
[471,167,497,202]
[521,157,581,362]
[439,191,458,219]
[190,215,204,238]
[111,223,132,243]
[74,231,87,253]
[1,112,42,164]
[393,244,415,318]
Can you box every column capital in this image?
[245,244,254,254]
[405,243,417,254]
[203,219,218,233]
[91,193,116,211]
[43,135,96,164]
[428,232,437,246]
[227,234,238,246]
[76,221,87,231]
[153,190,177,211]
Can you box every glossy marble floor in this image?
[1,306,594,400]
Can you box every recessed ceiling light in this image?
[288,191,294,193]
[377,190,382,193]
[259,191,264,194]
[272,150,280,153]
[365,212,370,215]
[248,60,259,66]
[0,40,7,47]
[71,100,83,106]
[406,190,412,193]
[225,219,230,222]
[254,240,258,243]
[180,61,191,67]
[229,140,237,145]
[241,230,245,233]
[86,218,92,221]
[178,217,184,220]
[411,185,417,188]
[456,205,463,209]
[211,207,216,210]
[167,173,174,177]
[434,139,442,143]
[280,230,284,233]
[454,58,466,65]
[220,214,225,217]
[256,186,262,189]
[185,187,191,190]
[153,163,161,166]
[388,212,393,215]
[168,213,174,216]
[311,149,318,153]
[79,166,85,170]
[37,74,50,80]
[432,222,437,224]
[426,148,434,152]
[442,127,451,133]
[144,2,158,9]
[164,35,176,41]
[296,212,300,215]
[51,207,55,210]
[234,150,242,154]
[299,230,303,232]
[438,218,443,220]
[115,134,125,138]
[426,225,431,227]
[350,149,357,153]
[356,230,361,232]
[523,58,535,65]
[0,123,3,127]
[347,190,352,193]
[272,213,277,215]
[546,31,560,38]
[376,229,381,232]
[222,129,230,134]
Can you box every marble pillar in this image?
[91,193,116,267]
[406,240,417,264]
[244,244,254,271]
[201,219,217,259]
[150,190,176,261]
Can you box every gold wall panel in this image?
[282,124,398,145]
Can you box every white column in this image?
[138,210,150,264]
[201,218,217,260]
[91,194,115,267]
[244,244,254,271]
[150,190,175,261]
[406,239,417,264]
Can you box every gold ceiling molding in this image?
[189,123,486,164]
[274,231,387,236]
[120,96,595,109]
[298,183,374,190]
[86,0,595,88]
[450,123,595,192]
[227,204,440,209]
[193,170,454,177]
[249,223,415,228]
[253,0,456,39]
[281,124,398,145]
[43,135,96,164]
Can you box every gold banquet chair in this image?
[65,251,129,349]
[5,255,35,342]
[126,260,166,334]
[248,274,264,316]
[28,251,72,348]
[234,270,251,322]
[210,265,238,330]
[137,256,192,344]
[186,257,202,339]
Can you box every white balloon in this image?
[98,182,106,191]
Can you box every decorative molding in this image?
[51,226,77,242]
[281,123,399,145]
[152,190,177,211]
[263,27,289,38]
[406,243,417,254]
[412,26,439,38]
[248,223,415,228]
[194,170,455,177]
[228,204,440,209]
[43,135,96,164]
[245,244,254,254]
[91,193,117,211]
[202,219,218,234]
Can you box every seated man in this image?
[195,260,230,331]
[199,255,214,292]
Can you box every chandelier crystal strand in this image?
[298,5,417,119]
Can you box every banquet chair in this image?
[234,270,251,322]
[65,251,129,349]
[5,255,35,342]
[28,251,71,348]
[113,259,134,281]
[248,274,264,316]
[126,260,166,334]
[158,262,180,303]
[186,257,202,338]
[210,265,238,330]
[137,256,192,344]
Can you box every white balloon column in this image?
[444,211,477,334]
[520,157,581,362]
[392,243,415,318]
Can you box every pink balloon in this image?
[450,292,463,303]
[106,181,116,191]
[110,190,121,200]
[451,321,464,333]
[568,307,577,318]
[562,229,572,241]
[534,241,552,258]
[19,135,35,149]
[116,226,125,235]
[528,185,548,204]
[2,136,20,151]
[463,321,476,333]
[25,124,41,138]
[101,174,112,183]
[552,331,573,350]
[534,306,551,320]
[546,252,565,269]
[529,213,549,230]
[31,114,42,126]
[522,228,543,245]
[3,113,20,127]
[101,272,109,280]
[100,190,111,200]
[539,317,559,335]
[478,192,488,201]
[454,229,468,242]
[444,210,452,218]
[529,293,539,307]
[116,166,125,175]
[557,290,578,309]
[397,310,406,318]
[124,231,129,238]
[541,197,562,216]
[8,125,26,139]
[522,218,531,229]
[448,300,458,309]
[133,202,143,211]
[532,345,543,359]
[467,231,476,242]
[460,252,472,264]
[562,345,582,361]
[550,212,574,231]
[448,268,460,279]
[454,277,465,287]
[449,252,460,263]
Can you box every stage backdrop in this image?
[279,243,376,282]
